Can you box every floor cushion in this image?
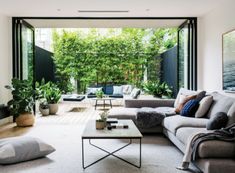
[0,136,55,165]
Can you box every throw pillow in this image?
[0,136,55,164]
[87,87,102,95]
[206,112,228,130]
[226,102,235,127]
[113,86,123,95]
[130,88,141,99]
[180,99,199,117]
[174,88,198,108]
[195,91,206,102]
[175,94,197,113]
[195,96,213,118]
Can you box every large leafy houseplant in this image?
[5,78,35,126]
[142,80,172,98]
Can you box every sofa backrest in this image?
[206,92,235,118]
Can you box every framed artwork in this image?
[222,29,235,92]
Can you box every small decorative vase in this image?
[40,108,50,116]
[15,112,35,127]
[96,121,106,130]
[49,103,59,115]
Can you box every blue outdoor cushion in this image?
[180,99,199,117]
[104,85,113,95]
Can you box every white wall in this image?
[0,13,11,104]
[198,0,235,96]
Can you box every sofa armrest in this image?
[124,99,175,108]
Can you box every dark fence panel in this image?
[160,46,178,98]
[35,46,56,83]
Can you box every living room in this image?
[0,1,235,173]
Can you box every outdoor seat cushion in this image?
[87,94,97,98]
[108,107,137,123]
[63,95,85,101]
[109,94,124,98]
[162,115,208,134]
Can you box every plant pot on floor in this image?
[40,108,50,116]
[49,104,59,115]
[15,112,35,127]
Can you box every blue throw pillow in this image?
[180,99,199,117]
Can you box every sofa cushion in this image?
[180,99,199,117]
[227,102,235,127]
[176,127,206,145]
[109,94,124,98]
[162,115,208,134]
[206,112,228,130]
[195,96,213,118]
[198,140,235,158]
[175,94,197,113]
[174,88,198,108]
[130,88,141,99]
[108,107,137,122]
[206,92,235,118]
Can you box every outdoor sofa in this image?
[108,88,235,173]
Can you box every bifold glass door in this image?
[178,19,197,90]
[13,19,35,83]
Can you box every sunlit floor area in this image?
[0,101,199,173]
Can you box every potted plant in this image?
[142,80,172,98]
[96,111,108,129]
[39,101,49,116]
[5,78,35,127]
[44,82,61,115]
[96,90,104,98]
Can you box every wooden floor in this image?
[0,99,123,139]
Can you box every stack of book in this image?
[106,118,129,129]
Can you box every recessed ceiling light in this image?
[57,9,61,12]
[145,9,150,11]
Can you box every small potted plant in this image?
[44,82,61,115]
[5,78,35,127]
[39,101,49,116]
[96,111,108,130]
[96,90,104,98]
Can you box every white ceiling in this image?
[0,0,229,17]
[25,19,185,28]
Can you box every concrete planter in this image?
[40,108,50,116]
[49,103,59,115]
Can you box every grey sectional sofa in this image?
[108,89,235,173]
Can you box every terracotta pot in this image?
[15,112,35,127]
[49,103,59,115]
[40,108,49,116]
[96,121,106,130]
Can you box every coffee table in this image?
[81,120,143,169]
[92,97,115,110]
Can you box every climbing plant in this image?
[52,28,177,93]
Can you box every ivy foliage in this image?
[52,28,177,93]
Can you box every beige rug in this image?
[0,102,200,173]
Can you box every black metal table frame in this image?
[82,137,141,169]
[94,99,113,110]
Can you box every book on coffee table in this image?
[110,123,129,129]
[106,118,118,123]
